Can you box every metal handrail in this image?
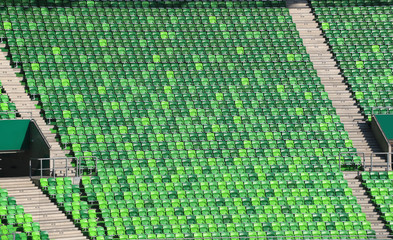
[338,152,364,175]
[369,152,392,171]
[30,157,76,178]
[30,156,98,178]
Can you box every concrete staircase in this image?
[0,177,87,240]
[287,0,387,171]
[288,0,392,238]
[0,44,74,176]
[343,172,391,239]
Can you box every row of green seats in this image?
[66,134,351,145]
[96,219,371,233]
[11,46,308,58]
[42,99,335,112]
[59,120,344,135]
[88,229,375,240]
[3,11,292,20]
[333,45,393,54]
[73,147,357,161]
[14,54,315,65]
[86,172,345,184]
[94,163,344,175]
[82,187,354,200]
[82,179,351,193]
[311,0,392,7]
[54,118,345,131]
[92,194,359,208]
[3,17,296,27]
[96,211,367,224]
[0,0,286,8]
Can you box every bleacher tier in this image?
[0,0,379,239]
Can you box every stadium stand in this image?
[310,0,393,121]
[310,1,393,235]
[288,1,390,237]
[1,0,362,169]
[362,171,393,235]
[294,0,387,172]
[0,0,391,238]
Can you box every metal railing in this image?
[338,151,364,175]
[336,151,393,172]
[30,157,74,178]
[29,156,97,178]
[369,152,392,171]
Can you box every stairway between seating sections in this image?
[0,177,87,240]
[343,172,390,239]
[287,0,386,171]
[0,43,74,176]
[288,0,391,238]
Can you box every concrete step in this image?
[0,177,87,240]
[315,68,341,75]
[23,208,66,214]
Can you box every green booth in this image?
[0,120,49,177]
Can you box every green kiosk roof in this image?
[0,120,30,151]
[375,115,393,140]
